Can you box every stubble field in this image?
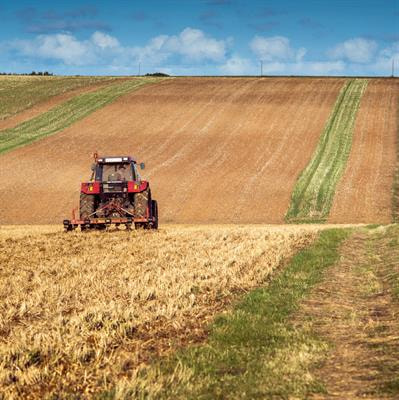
[0,224,317,398]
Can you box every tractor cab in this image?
[93,156,145,182]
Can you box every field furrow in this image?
[286,79,368,223]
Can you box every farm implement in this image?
[64,153,158,231]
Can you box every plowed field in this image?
[329,79,399,223]
[0,77,345,224]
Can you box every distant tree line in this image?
[0,71,54,76]
[145,72,169,77]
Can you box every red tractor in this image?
[64,154,158,231]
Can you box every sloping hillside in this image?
[0,77,346,224]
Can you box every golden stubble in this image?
[0,224,319,398]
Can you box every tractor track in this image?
[297,228,399,399]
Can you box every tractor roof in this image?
[97,156,137,164]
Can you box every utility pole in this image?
[392,58,395,78]
[260,60,263,77]
[138,62,141,77]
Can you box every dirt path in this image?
[297,228,399,399]
[0,77,344,224]
[329,79,399,224]
[0,78,127,131]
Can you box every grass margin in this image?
[110,228,350,399]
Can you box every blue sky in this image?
[0,0,398,76]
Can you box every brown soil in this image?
[298,229,399,399]
[0,77,344,224]
[329,79,399,224]
[0,78,127,131]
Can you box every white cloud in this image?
[12,32,118,66]
[377,41,399,68]
[165,28,228,62]
[247,35,343,76]
[256,60,345,75]
[349,41,399,76]
[296,47,307,62]
[292,61,346,75]
[129,28,229,64]
[128,35,170,65]
[250,35,306,62]
[327,38,377,63]
[91,31,119,49]
[4,29,396,76]
[219,55,254,75]
[28,34,88,65]
[9,28,229,69]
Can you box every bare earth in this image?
[0,77,344,224]
[329,78,399,224]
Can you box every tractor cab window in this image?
[133,164,141,181]
[97,163,135,182]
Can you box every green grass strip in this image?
[392,95,399,222]
[286,79,368,223]
[111,228,350,400]
[0,76,121,120]
[0,78,160,155]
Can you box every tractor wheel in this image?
[80,193,95,219]
[151,200,158,229]
[134,188,150,218]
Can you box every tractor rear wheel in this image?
[80,193,95,219]
[151,200,158,229]
[134,188,150,218]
